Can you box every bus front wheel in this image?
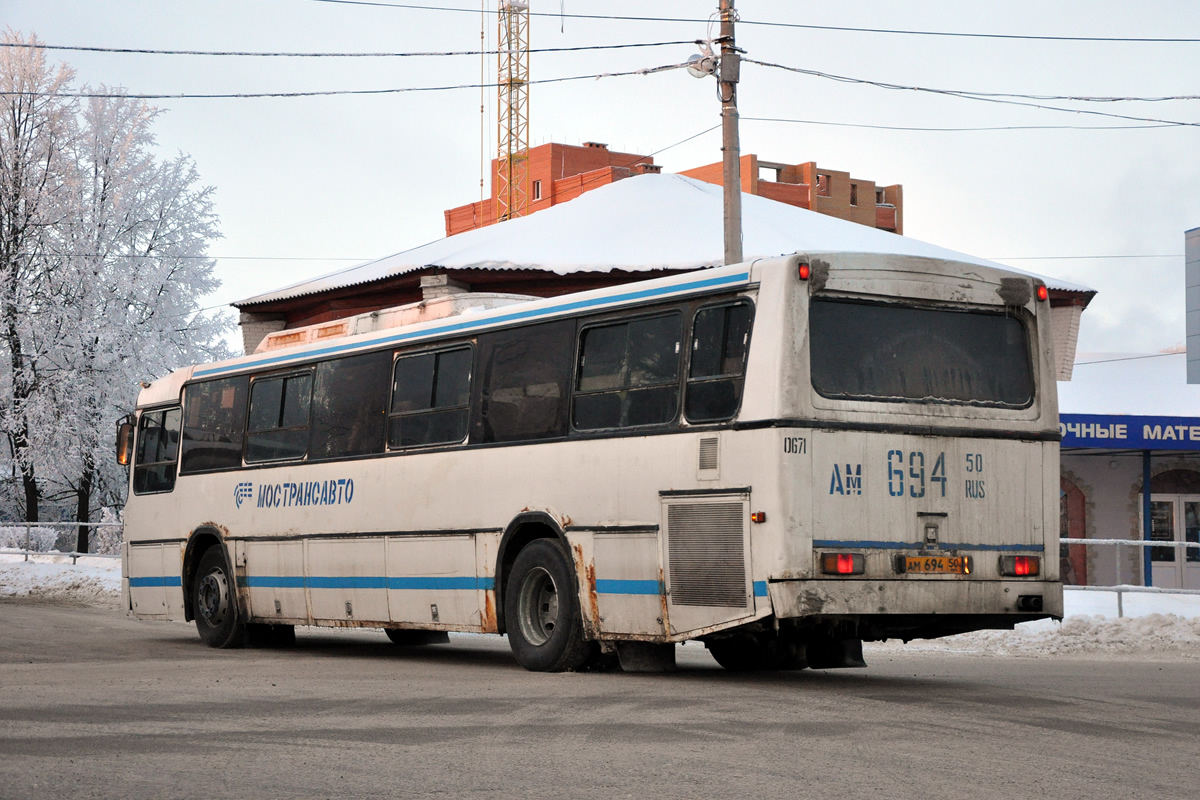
[193,547,245,649]
[504,539,595,672]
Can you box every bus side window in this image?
[180,376,249,473]
[133,407,182,494]
[475,320,574,444]
[573,313,682,430]
[685,302,753,422]
[389,345,473,448]
[310,351,391,460]
[245,372,313,463]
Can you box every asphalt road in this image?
[1,601,1197,800]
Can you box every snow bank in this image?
[872,614,1200,660]
[873,588,1200,659]
[0,553,121,607]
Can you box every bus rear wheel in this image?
[504,539,595,672]
[706,634,807,671]
[193,546,245,649]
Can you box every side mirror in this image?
[116,416,134,466]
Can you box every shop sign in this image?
[1060,413,1200,450]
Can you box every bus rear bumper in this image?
[766,578,1064,621]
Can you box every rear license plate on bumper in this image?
[898,555,972,574]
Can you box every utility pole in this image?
[718,0,743,265]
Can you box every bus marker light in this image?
[798,263,811,281]
[820,553,864,575]
[751,511,767,523]
[1036,285,1049,302]
[115,416,133,466]
[999,555,1040,576]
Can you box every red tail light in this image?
[820,553,864,575]
[1000,555,1040,577]
[1036,284,1049,302]
[798,263,811,281]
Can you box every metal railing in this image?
[0,521,123,563]
[1059,537,1199,598]
[1061,537,1200,555]
[3,528,1197,586]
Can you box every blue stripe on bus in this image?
[595,579,661,595]
[129,576,182,588]
[241,575,305,588]
[193,271,751,379]
[239,575,496,591]
[813,539,1045,553]
[594,579,768,598]
[308,576,388,590]
[387,576,495,591]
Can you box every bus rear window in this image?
[809,299,1034,408]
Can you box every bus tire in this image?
[193,547,245,649]
[504,539,595,672]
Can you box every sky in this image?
[4,0,1199,355]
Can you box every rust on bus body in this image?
[658,565,671,635]
[482,589,498,633]
[572,542,601,637]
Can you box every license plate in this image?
[902,555,971,574]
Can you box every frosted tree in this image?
[43,90,231,549]
[0,31,231,539]
[0,31,76,523]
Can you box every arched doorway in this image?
[1145,468,1200,590]
[1060,478,1087,585]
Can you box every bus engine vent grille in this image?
[667,502,747,608]
[698,437,719,471]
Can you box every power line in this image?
[0,62,690,100]
[1075,352,1184,365]
[628,124,721,166]
[296,0,1200,43]
[743,116,1178,132]
[39,251,1185,263]
[744,59,1200,128]
[750,65,1200,103]
[0,40,695,58]
[26,254,369,261]
[993,254,1184,260]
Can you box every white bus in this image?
[118,252,1062,671]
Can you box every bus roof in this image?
[137,252,1046,407]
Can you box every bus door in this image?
[127,406,183,617]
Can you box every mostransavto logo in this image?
[234,482,254,509]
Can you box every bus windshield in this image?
[809,298,1034,408]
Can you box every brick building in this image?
[443,142,902,237]
[679,156,902,234]
[444,142,661,236]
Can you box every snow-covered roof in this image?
[1059,352,1199,417]
[235,174,1093,307]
